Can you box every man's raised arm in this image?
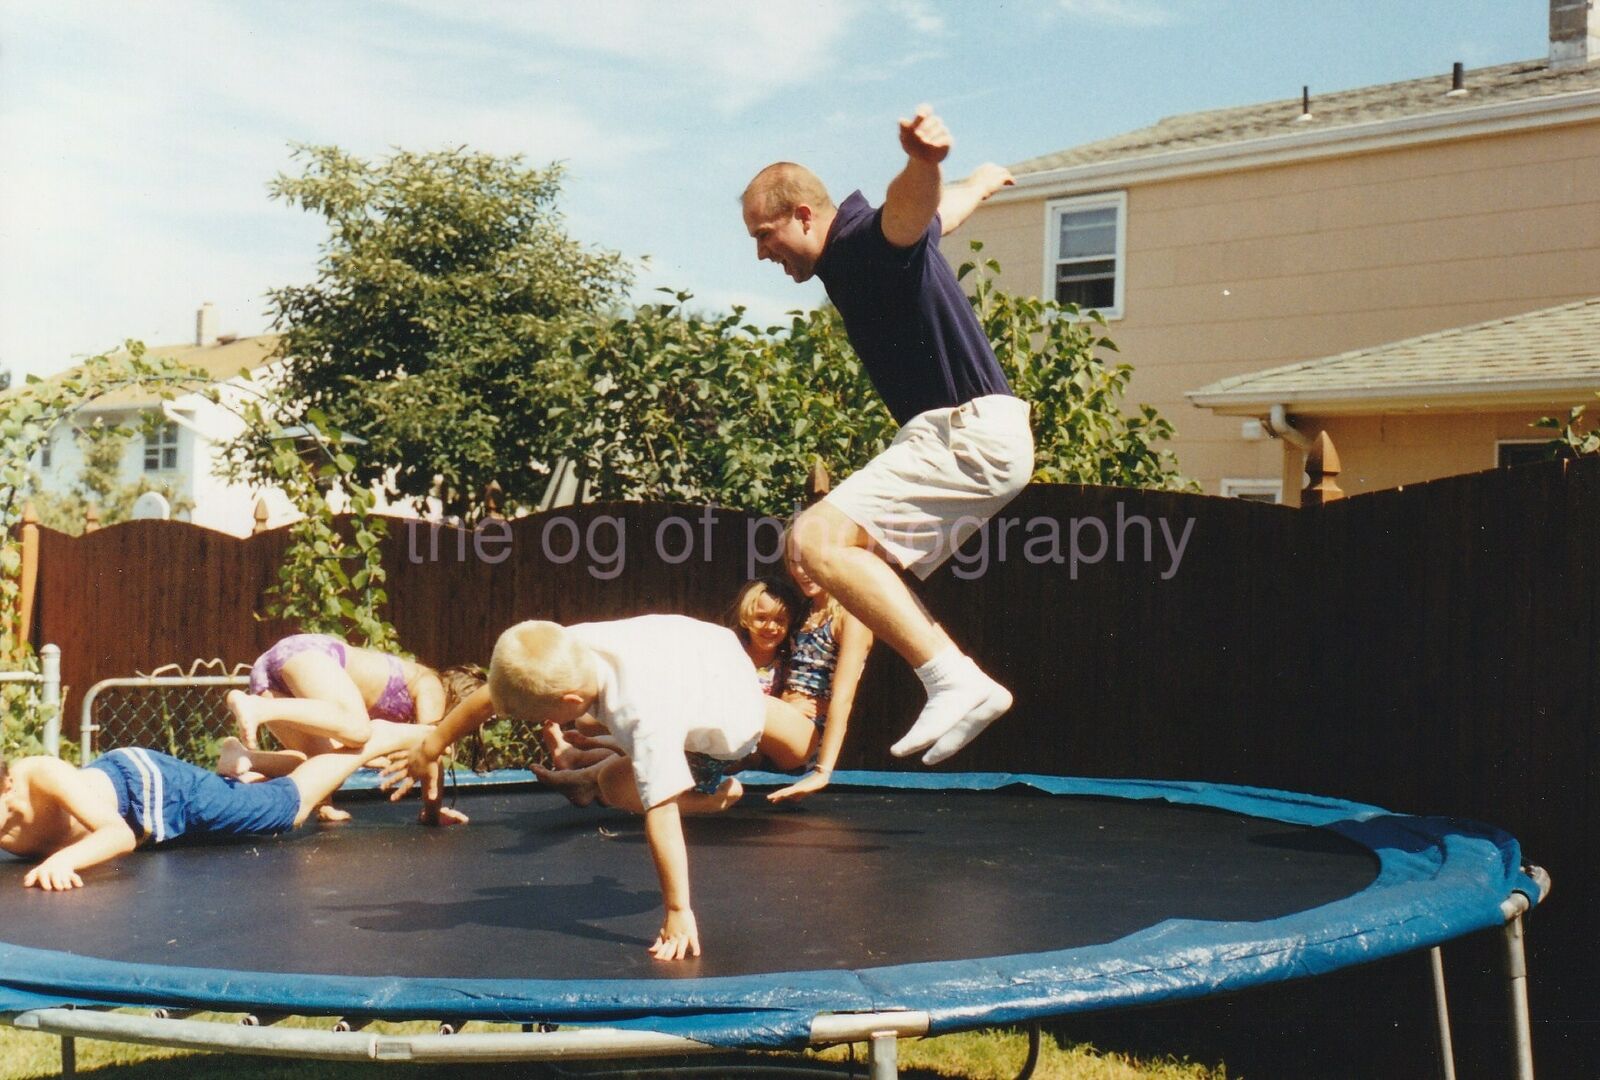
[881,104,951,248]
[938,163,1015,236]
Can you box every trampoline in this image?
[0,771,1549,1078]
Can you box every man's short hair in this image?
[488,621,592,720]
[742,162,834,219]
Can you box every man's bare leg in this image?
[790,502,1012,764]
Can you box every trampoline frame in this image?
[0,766,1552,1079]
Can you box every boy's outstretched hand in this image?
[900,104,950,164]
[378,744,434,801]
[23,855,84,891]
[650,907,701,961]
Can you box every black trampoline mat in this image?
[0,786,1378,981]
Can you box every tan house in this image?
[961,2,1600,503]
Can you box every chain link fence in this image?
[77,658,546,773]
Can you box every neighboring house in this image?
[27,309,574,535]
[27,330,298,536]
[961,1,1600,504]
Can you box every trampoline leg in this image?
[1430,947,1457,1080]
[1504,913,1535,1080]
[868,1030,898,1080]
[60,1034,76,1076]
[1014,1023,1042,1080]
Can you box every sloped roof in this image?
[1012,58,1600,176]
[1188,298,1600,414]
[73,335,281,410]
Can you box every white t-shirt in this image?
[568,615,766,809]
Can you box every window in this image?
[39,438,52,469]
[1496,440,1549,469]
[1221,478,1282,504]
[144,422,179,472]
[1044,191,1126,318]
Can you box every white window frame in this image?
[143,421,180,473]
[1221,478,1283,503]
[1041,190,1127,320]
[1494,439,1549,468]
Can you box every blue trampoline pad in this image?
[0,772,1542,1048]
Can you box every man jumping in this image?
[741,104,1031,765]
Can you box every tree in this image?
[554,295,894,516]
[1534,393,1600,459]
[550,248,1191,517]
[248,145,632,520]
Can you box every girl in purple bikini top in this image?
[249,634,420,722]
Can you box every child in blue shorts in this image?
[0,718,426,891]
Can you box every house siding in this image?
[958,118,1600,495]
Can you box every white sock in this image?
[891,648,992,757]
[921,683,1013,765]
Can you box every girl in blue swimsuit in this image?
[766,560,874,804]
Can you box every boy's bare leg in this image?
[285,719,427,828]
[538,756,742,814]
[677,778,743,814]
[532,761,605,807]
[218,736,306,780]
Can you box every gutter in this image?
[992,87,1600,201]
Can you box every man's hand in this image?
[766,769,831,804]
[650,907,701,961]
[379,744,435,801]
[24,856,84,891]
[899,104,950,165]
[968,163,1015,198]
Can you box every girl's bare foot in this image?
[532,763,600,807]
[226,690,261,749]
[317,803,353,823]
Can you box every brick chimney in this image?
[1551,0,1599,67]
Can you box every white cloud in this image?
[1055,0,1175,28]
[382,0,858,112]
[885,0,946,36]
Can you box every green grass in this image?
[0,1015,1226,1079]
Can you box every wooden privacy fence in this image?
[17,455,1600,1065]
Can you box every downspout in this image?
[1263,403,1313,451]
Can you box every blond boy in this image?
[382,615,817,960]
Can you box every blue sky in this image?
[0,1,1549,379]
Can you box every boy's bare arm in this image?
[643,796,699,961]
[381,684,495,798]
[21,760,138,890]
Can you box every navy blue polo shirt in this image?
[813,190,1012,426]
